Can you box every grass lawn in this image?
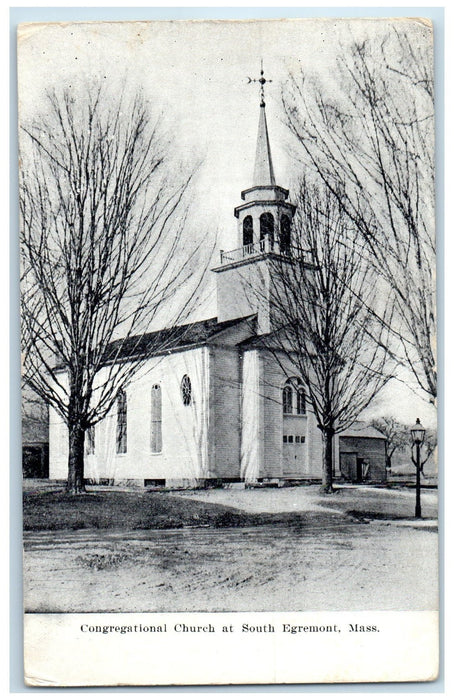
[23,483,437,532]
[23,488,346,532]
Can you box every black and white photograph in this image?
[18,16,438,686]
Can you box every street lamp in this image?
[410,418,426,519]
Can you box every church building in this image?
[48,81,386,487]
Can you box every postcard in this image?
[18,17,438,686]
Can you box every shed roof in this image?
[339,421,386,440]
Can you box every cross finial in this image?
[247,60,272,107]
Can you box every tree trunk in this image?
[321,428,335,493]
[66,423,86,494]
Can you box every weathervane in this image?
[247,60,272,107]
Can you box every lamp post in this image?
[410,418,425,519]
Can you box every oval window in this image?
[181,374,192,406]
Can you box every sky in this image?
[17,17,437,428]
[18,17,426,243]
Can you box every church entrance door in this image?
[282,434,305,477]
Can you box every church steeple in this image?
[231,64,295,250]
[213,63,297,334]
[249,63,276,186]
[253,102,276,187]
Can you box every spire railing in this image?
[219,234,313,265]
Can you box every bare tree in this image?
[20,84,206,493]
[22,386,48,426]
[410,427,437,477]
[262,182,394,492]
[283,25,436,402]
[370,416,408,470]
[370,417,436,476]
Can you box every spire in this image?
[253,103,276,186]
[247,62,276,186]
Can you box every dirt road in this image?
[24,517,438,613]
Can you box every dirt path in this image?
[170,484,438,519]
[24,519,438,613]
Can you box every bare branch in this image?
[282,26,436,403]
[20,81,209,492]
[247,180,395,491]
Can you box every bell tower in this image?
[212,65,296,334]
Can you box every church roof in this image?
[102,314,257,364]
[238,327,291,350]
[253,104,276,187]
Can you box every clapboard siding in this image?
[212,347,241,478]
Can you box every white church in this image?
[49,87,386,487]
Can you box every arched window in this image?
[181,374,192,406]
[282,384,293,415]
[297,387,306,415]
[283,378,305,415]
[116,389,127,454]
[260,212,274,244]
[151,384,162,453]
[280,215,291,254]
[243,215,253,247]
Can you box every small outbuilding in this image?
[334,422,387,483]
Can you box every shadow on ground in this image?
[23,483,438,532]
